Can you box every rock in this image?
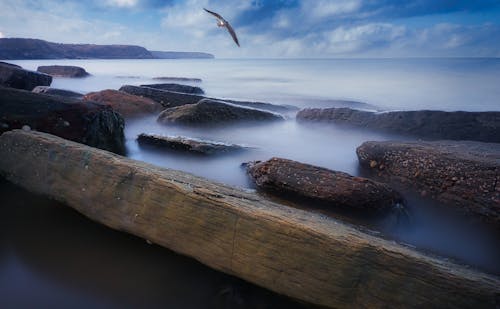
[246,157,403,214]
[0,86,125,154]
[157,99,284,126]
[152,76,202,82]
[140,83,205,94]
[83,89,164,118]
[119,85,202,108]
[115,75,141,79]
[137,133,247,155]
[0,129,499,309]
[356,140,500,227]
[222,99,299,114]
[0,62,52,90]
[150,50,214,59]
[297,107,500,143]
[37,65,90,78]
[120,85,297,113]
[32,86,83,98]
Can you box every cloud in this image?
[0,0,160,46]
[306,0,362,19]
[104,0,139,8]
[1,0,499,57]
[0,31,4,38]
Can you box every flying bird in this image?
[204,8,240,47]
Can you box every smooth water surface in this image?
[11,58,500,111]
[2,58,500,307]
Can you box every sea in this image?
[1,58,500,308]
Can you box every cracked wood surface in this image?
[0,130,499,308]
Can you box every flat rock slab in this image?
[357,140,500,227]
[37,65,90,78]
[137,133,247,155]
[140,83,205,94]
[119,85,201,108]
[157,99,284,126]
[222,99,299,114]
[297,107,500,143]
[246,157,403,215]
[32,86,83,98]
[152,76,202,82]
[0,86,125,154]
[120,85,297,113]
[0,62,52,90]
[0,130,499,308]
[83,89,164,118]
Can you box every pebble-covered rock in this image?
[246,157,404,214]
[357,140,500,226]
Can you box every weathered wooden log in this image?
[0,130,499,308]
[0,86,125,154]
[357,140,500,227]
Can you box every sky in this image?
[0,0,499,58]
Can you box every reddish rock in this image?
[83,89,163,118]
[246,157,403,214]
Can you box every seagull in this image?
[204,8,240,47]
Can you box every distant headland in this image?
[0,38,214,60]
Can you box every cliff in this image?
[0,38,214,60]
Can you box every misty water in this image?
[2,58,500,307]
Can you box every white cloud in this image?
[104,0,138,8]
[306,0,362,18]
[0,31,4,38]
[0,0,498,58]
[0,0,139,45]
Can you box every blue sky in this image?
[0,0,499,57]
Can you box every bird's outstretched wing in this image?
[225,22,240,47]
[204,8,224,20]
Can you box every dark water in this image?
[0,179,311,309]
[2,58,500,307]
